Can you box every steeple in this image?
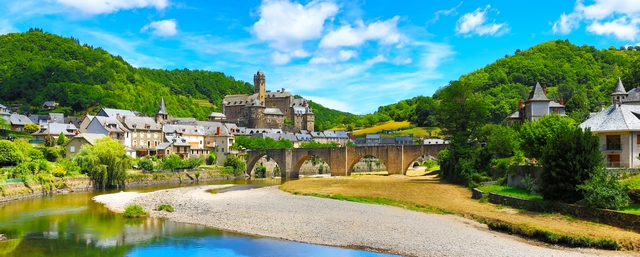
[611,77,627,105]
[526,81,550,102]
[156,97,168,124]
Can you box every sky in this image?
[0,0,639,114]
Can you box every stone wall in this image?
[0,177,93,203]
[488,193,640,233]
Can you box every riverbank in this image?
[280,175,640,252]
[94,184,624,257]
[0,170,242,203]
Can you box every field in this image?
[193,99,215,108]
[280,174,640,251]
[351,121,441,137]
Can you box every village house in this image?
[157,137,191,159]
[506,82,566,125]
[8,113,33,131]
[0,103,9,120]
[84,116,130,148]
[163,124,207,157]
[41,101,58,110]
[199,121,235,164]
[31,123,78,143]
[65,133,107,158]
[580,78,640,168]
[120,116,163,157]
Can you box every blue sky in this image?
[0,1,639,114]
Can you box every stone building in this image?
[506,82,566,125]
[222,70,314,132]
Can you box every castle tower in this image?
[611,77,627,105]
[254,70,266,103]
[156,97,168,124]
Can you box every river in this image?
[0,179,396,256]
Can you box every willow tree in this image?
[75,137,130,188]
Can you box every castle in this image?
[222,70,315,132]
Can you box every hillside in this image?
[0,29,349,125]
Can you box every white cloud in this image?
[364,55,387,65]
[252,0,338,64]
[309,50,357,64]
[56,0,169,15]
[141,19,178,37]
[455,5,508,36]
[428,2,462,24]
[319,16,402,48]
[587,17,640,41]
[392,56,412,65]
[552,0,640,40]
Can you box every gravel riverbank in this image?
[93,185,627,257]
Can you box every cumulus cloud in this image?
[319,16,402,48]
[253,0,338,64]
[56,0,169,15]
[364,55,387,65]
[392,56,412,65]
[552,0,640,41]
[455,5,508,36]
[141,19,178,37]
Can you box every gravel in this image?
[93,185,624,257]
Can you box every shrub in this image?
[138,158,154,172]
[40,147,61,162]
[157,204,174,212]
[59,158,81,176]
[0,140,24,166]
[255,165,266,178]
[578,169,630,210]
[123,204,148,218]
[223,155,245,176]
[206,152,217,165]
[183,157,204,169]
[521,174,538,194]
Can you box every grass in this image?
[621,174,640,190]
[157,204,174,212]
[352,121,411,136]
[477,184,543,201]
[123,204,148,218]
[280,175,640,251]
[193,99,215,108]
[620,204,640,215]
[393,127,441,137]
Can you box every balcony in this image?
[602,144,622,152]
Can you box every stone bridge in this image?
[246,144,447,178]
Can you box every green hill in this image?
[0,29,248,120]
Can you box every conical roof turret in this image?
[527,81,550,101]
[158,97,168,115]
[612,77,627,95]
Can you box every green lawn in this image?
[619,204,640,214]
[477,184,543,201]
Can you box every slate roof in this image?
[74,133,107,145]
[171,117,197,125]
[264,90,292,98]
[613,77,627,95]
[164,124,205,136]
[29,115,48,124]
[33,123,77,136]
[122,116,162,130]
[323,131,337,138]
[42,101,57,108]
[335,131,349,138]
[423,139,449,144]
[311,131,326,138]
[527,82,550,102]
[49,113,64,124]
[295,133,313,141]
[93,116,129,133]
[223,95,251,106]
[100,108,137,118]
[365,134,381,139]
[579,104,640,132]
[157,97,168,115]
[65,117,83,127]
[549,101,564,108]
[625,87,640,104]
[264,108,284,115]
[208,112,226,118]
[9,114,33,126]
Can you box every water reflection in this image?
[0,179,395,257]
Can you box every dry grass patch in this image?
[280,175,640,251]
[352,121,411,136]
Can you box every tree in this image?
[0,118,9,130]
[435,80,489,139]
[24,123,39,133]
[223,155,245,176]
[484,124,521,158]
[138,158,154,172]
[539,126,602,203]
[57,132,67,145]
[75,137,130,188]
[161,154,184,172]
[0,140,24,166]
[519,114,576,160]
[206,152,217,165]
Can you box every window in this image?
[70,146,75,153]
[637,135,640,145]
[606,135,621,150]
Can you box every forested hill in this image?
[0,29,246,119]
[454,39,640,123]
[374,40,640,124]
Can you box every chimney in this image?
[518,99,523,109]
[560,98,564,105]
[600,104,605,111]
[543,85,547,95]
[216,127,221,135]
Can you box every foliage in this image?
[137,158,154,172]
[521,174,538,194]
[306,99,356,131]
[0,117,9,130]
[539,126,602,203]
[232,135,293,150]
[483,124,521,158]
[160,154,183,172]
[519,114,576,160]
[578,169,630,210]
[254,165,266,178]
[157,204,174,212]
[477,184,543,200]
[435,80,488,139]
[123,204,148,218]
[299,141,337,148]
[57,132,67,146]
[206,152,217,165]
[223,155,245,176]
[376,96,437,126]
[58,158,81,176]
[183,157,204,169]
[40,147,61,162]
[23,123,39,133]
[75,137,130,188]
[0,140,24,166]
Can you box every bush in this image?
[223,155,245,176]
[578,169,630,210]
[0,140,24,166]
[183,157,204,169]
[40,147,61,162]
[255,165,266,178]
[521,174,538,194]
[157,204,174,212]
[123,204,148,218]
[59,158,81,176]
[206,152,217,165]
[138,158,154,172]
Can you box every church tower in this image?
[156,97,168,124]
[254,70,266,103]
